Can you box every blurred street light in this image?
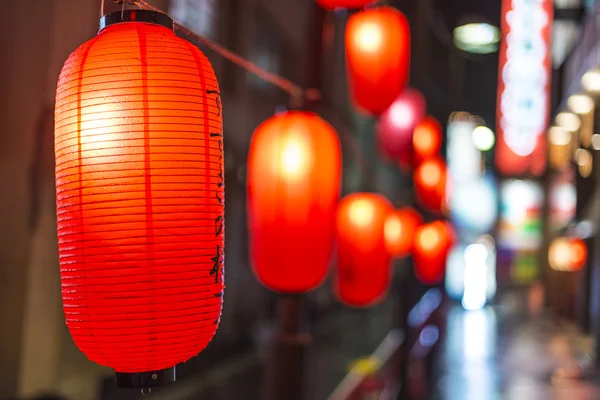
[567,94,594,114]
[556,112,581,132]
[549,126,571,145]
[592,134,600,150]
[576,148,593,177]
[472,125,495,151]
[582,69,600,93]
[453,23,500,54]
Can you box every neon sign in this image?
[496,0,552,176]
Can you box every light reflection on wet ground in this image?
[432,304,600,400]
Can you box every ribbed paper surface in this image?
[54,21,224,373]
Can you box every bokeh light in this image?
[472,126,495,151]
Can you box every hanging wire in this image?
[137,0,305,100]
[115,0,372,177]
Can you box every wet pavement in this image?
[431,304,600,400]
[98,292,600,400]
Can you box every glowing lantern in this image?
[384,207,423,258]
[571,238,588,271]
[54,11,224,386]
[413,116,442,166]
[317,0,375,9]
[413,221,454,284]
[414,157,447,212]
[346,7,411,115]
[247,111,342,293]
[549,237,587,272]
[376,89,426,168]
[335,193,393,307]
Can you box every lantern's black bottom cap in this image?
[115,367,176,388]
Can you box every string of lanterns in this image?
[53,0,455,389]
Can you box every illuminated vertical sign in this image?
[496,0,553,176]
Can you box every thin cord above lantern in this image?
[135,0,375,182]
[137,0,305,102]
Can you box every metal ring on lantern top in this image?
[99,9,174,32]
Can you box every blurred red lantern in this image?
[317,0,375,9]
[384,207,423,258]
[549,237,587,272]
[247,111,342,293]
[413,221,454,284]
[54,11,224,385]
[413,116,442,166]
[335,193,393,307]
[414,157,447,212]
[377,89,427,168]
[571,238,588,271]
[346,7,411,115]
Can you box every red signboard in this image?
[496,0,553,176]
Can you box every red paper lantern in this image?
[247,111,342,293]
[570,238,588,271]
[54,11,224,385]
[346,7,411,115]
[376,89,427,168]
[384,207,423,258]
[414,157,447,212]
[317,0,375,9]
[413,116,442,166]
[413,221,453,284]
[551,237,588,272]
[335,193,393,307]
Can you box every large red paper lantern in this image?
[317,0,375,9]
[247,111,342,293]
[384,207,422,258]
[376,89,426,168]
[413,116,442,166]
[54,11,224,386]
[346,7,411,115]
[413,221,453,284]
[335,193,393,307]
[414,157,447,212]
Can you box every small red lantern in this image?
[414,157,447,212]
[317,0,375,9]
[413,116,442,166]
[334,193,393,307]
[55,11,224,385]
[376,89,427,168]
[247,111,342,293]
[384,207,423,258]
[549,237,587,272]
[346,7,411,115]
[413,221,453,284]
[570,238,588,271]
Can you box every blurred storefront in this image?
[549,0,600,362]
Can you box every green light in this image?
[472,126,495,151]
